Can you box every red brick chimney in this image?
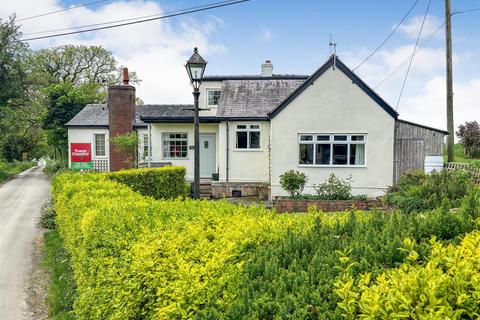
[108,67,135,171]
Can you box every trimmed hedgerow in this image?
[53,172,314,319]
[52,171,480,319]
[107,166,189,199]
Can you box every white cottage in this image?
[66,55,447,199]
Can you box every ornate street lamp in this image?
[185,47,207,199]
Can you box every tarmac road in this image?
[0,166,50,320]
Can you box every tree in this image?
[0,15,28,107]
[457,121,480,159]
[43,82,101,160]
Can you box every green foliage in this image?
[313,173,367,200]
[43,81,101,158]
[44,160,67,176]
[53,172,311,319]
[280,169,308,197]
[107,166,189,199]
[111,131,138,168]
[456,121,480,159]
[52,171,479,319]
[0,161,33,182]
[43,230,76,320]
[335,231,480,319]
[41,200,57,229]
[386,170,473,213]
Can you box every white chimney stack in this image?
[261,60,273,77]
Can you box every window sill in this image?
[233,148,263,152]
[298,164,367,168]
[162,157,190,160]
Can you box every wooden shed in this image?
[394,119,449,182]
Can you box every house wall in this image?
[199,81,223,116]
[394,120,445,182]
[150,123,219,179]
[67,128,110,168]
[218,121,270,183]
[270,67,395,198]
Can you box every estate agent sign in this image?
[70,143,93,170]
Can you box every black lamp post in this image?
[185,47,207,199]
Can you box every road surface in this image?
[0,166,50,320]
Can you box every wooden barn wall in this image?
[394,121,445,182]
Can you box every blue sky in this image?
[2,0,479,130]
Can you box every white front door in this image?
[200,134,216,178]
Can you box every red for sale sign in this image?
[70,143,93,170]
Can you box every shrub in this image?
[279,170,308,197]
[314,173,354,200]
[335,231,480,319]
[386,170,473,213]
[43,160,67,176]
[111,131,138,168]
[107,166,189,199]
[41,200,57,229]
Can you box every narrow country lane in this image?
[0,166,50,320]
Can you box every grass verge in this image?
[0,161,33,183]
[42,230,76,320]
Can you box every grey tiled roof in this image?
[203,74,309,81]
[216,79,305,118]
[65,104,108,126]
[66,104,195,127]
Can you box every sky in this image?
[1,0,479,132]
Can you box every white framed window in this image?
[236,124,261,150]
[207,89,221,106]
[143,133,149,160]
[298,133,366,166]
[162,133,188,159]
[94,133,106,157]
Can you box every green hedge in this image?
[107,166,189,199]
[52,172,480,319]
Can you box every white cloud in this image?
[398,14,443,40]
[3,0,226,103]
[343,41,479,137]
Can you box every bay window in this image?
[236,124,261,150]
[299,134,365,166]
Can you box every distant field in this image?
[444,143,480,164]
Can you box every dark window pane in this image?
[351,135,364,141]
[332,144,348,165]
[299,144,314,164]
[237,125,247,130]
[250,131,260,149]
[350,144,365,165]
[300,135,313,141]
[315,144,331,164]
[334,135,347,141]
[236,131,248,149]
[317,135,330,141]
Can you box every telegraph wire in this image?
[352,0,420,71]
[20,0,250,41]
[22,0,238,36]
[17,0,111,22]
[374,22,444,90]
[395,0,431,110]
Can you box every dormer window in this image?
[207,89,221,106]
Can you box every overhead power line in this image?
[17,0,111,22]
[374,6,480,90]
[22,0,237,36]
[395,0,432,111]
[352,0,420,71]
[374,22,444,89]
[20,0,250,42]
